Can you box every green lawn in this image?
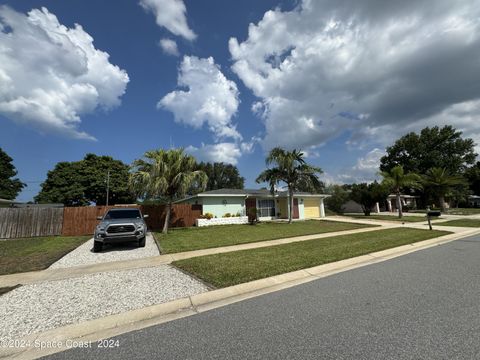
[445,208,480,216]
[174,228,449,288]
[437,219,480,227]
[349,214,428,222]
[155,220,375,253]
[0,236,91,275]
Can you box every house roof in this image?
[0,198,15,204]
[176,188,329,203]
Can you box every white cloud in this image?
[139,0,196,41]
[0,6,129,140]
[229,0,480,151]
[159,38,179,56]
[336,148,385,184]
[159,56,241,141]
[186,143,242,165]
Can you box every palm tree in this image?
[129,149,207,233]
[380,165,421,218]
[256,148,323,223]
[421,167,466,212]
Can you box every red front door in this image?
[293,198,299,219]
[245,198,256,220]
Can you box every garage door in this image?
[304,198,320,218]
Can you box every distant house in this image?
[469,195,480,207]
[386,194,419,212]
[176,188,329,220]
[341,194,419,214]
[0,198,16,208]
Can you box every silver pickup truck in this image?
[93,208,149,252]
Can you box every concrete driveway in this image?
[49,233,160,269]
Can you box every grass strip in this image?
[174,228,450,288]
[155,220,375,254]
[0,236,91,275]
[349,215,427,222]
[437,219,480,227]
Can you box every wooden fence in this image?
[0,208,64,239]
[61,204,202,236]
[0,204,202,238]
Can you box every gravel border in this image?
[0,266,208,342]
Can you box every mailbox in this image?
[427,211,441,217]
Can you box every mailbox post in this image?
[426,210,441,230]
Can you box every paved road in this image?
[45,235,480,360]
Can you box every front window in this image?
[104,209,141,219]
[258,199,275,217]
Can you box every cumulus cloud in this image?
[336,148,385,184]
[139,0,196,41]
[159,56,241,141]
[0,6,129,140]
[159,38,179,56]
[186,143,242,165]
[229,0,480,151]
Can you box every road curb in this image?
[2,228,480,360]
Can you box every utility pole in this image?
[106,170,110,207]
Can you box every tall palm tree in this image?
[129,149,207,233]
[421,167,466,212]
[380,165,421,218]
[256,148,323,223]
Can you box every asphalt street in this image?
[44,235,480,360]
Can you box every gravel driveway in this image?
[50,233,160,269]
[0,265,208,342]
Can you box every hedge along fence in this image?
[0,207,64,239]
[61,204,203,236]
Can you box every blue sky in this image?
[1,0,480,201]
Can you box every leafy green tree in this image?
[465,161,480,196]
[196,162,244,191]
[380,126,477,175]
[421,167,466,212]
[0,147,25,200]
[324,184,350,214]
[256,148,323,223]
[35,161,86,206]
[35,154,134,206]
[80,154,134,205]
[130,148,208,233]
[350,182,389,216]
[380,166,422,218]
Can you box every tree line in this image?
[2,125,480,223]
[326,126,480,217]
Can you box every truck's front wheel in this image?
[93,241,103,252]
[138,236,146,248]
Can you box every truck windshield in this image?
[104,210,141,219]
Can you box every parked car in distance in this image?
[93,208,149,252]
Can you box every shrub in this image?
[236,212,242,217]
[223,213,231,218]
[248,207,258,225]
[201,212,214,220]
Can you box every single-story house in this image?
[176,188,329,220]
[0,198,16,208]
[468,195,480,207]
[386,194,419,212]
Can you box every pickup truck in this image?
[93,208,148,252]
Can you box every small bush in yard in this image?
[248,207,258,225]
[201,212,214,220]
[223,213,231,218]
